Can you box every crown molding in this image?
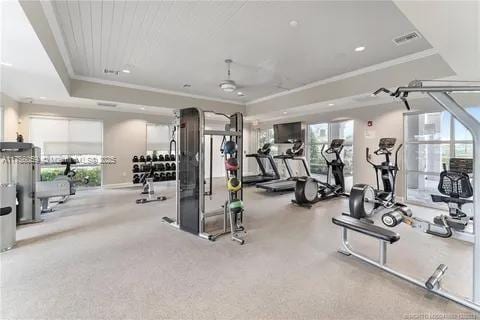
[246,48,438,106]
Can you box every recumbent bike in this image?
[293,139,347,208]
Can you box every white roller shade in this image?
[30,117,103,155]
[147,124,171,152]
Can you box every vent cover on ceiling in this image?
[393,31,421,45]
[103,68,120,76]
[97,102,117,108]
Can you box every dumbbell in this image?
[171,171,176,180]
[160,172,166,181]
[171,163,176,171]
[146,155,152,162]
[152,154,158,162]
[158,163,165,171]
[158,154,165,161]
[132,164,139,173]
[139,155,146,162]
[144,164,152,172]
[132,155,139,162]
[133,174,140,184]
[170,154,176,161]
[165,172,172,180]
[154,172,160,182]
[165,163,171,171]
[164,154,170,161]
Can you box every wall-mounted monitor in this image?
[273,122,303,143]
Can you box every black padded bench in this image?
[332,215,400,244]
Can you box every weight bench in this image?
[332,214,480,311]
[332,215,399,266]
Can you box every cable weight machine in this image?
[162,107,246,244]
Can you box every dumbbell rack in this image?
[132,155,176,184]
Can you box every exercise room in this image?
[1,1,480,319]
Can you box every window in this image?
[404,107,479,205]
[308,120,354,191]
[257,128,278,155]
[30,117,103,188]
[146,123,173,155]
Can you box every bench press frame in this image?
[337,81,480,313]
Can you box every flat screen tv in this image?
[273,122,302,143]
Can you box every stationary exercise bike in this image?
[52,157,89,203]
[293,139,347,208]
[430,158,473,231]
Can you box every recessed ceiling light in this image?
[122,69,131,74]
[39,96,46,99]
[289,20,299,27]
[1,62,13,67]
[140,107,145,110]
[328,103,335,106]
[283,111,288,114]
[237,91,244,96]
[354,46,366,52]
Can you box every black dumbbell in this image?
[172,172,176,180]
[165,172,172,180]
[158,163,165,171]
[146,155,152,162]
[165,163,171,171]
[170,154,175,161]
[144,164,152,172]
[132,156,139,162]
[171,163,176,171]
[154,172,160,182]
[139,155,146,162]
[160,172,166,181]
[165,154,170,161]
[152,154,158,162]
[133,174,140,184]
[158,154,165,161]
[132,164,139,173]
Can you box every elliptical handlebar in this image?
[366,147,375,167]
[322,142,344,164]
[394,143,402,170]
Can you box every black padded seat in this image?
[332,215,400,244]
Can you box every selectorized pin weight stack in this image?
[162,108,246,244]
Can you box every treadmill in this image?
[256,141,311,192]
[243,143,281,185]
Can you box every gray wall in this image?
[18,103,174,186]
[251,103,406,197]
[1,93,20,141]
[18,103,253,185]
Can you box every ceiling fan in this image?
[219,59,244,96]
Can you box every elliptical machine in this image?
[350,138,403,216]
[293,139,347,208]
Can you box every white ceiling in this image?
[0,0,175,116]
[1,0,69,101]
[49,0,432,102]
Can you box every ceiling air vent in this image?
[393,31,421,46]
[97,102,117,108]
[103,68,120,76]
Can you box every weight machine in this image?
[332,80,480,312]
[162,108,246,244]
